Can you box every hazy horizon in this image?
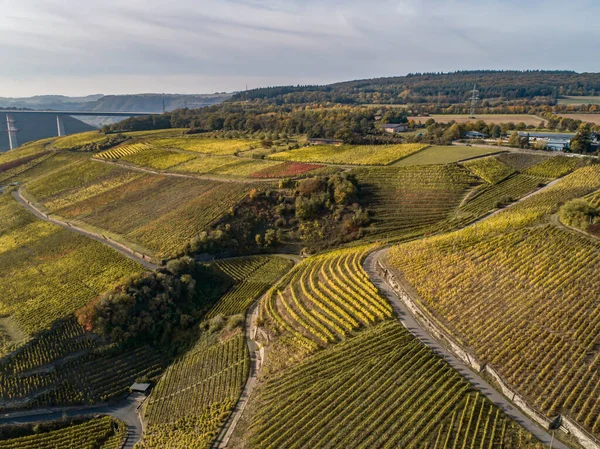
[2,0,600,97]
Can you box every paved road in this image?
[0,394,145,449]
[12,188,158,270]
[211,299,262,448]
[364,249,568,449]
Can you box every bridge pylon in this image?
[5,115,18,150]
[56,116,65,137]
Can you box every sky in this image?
[1,0,599,97]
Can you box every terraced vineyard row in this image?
[94,142,151,160]
[0,416,126,449]
[250,321,544,449]
[208,256,294,318]
[352,165,478,241]
[585,190,600,208]
[388,164,600,436]
[139,333,248,449]
[260,246,393,351]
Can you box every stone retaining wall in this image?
[377,257,600,449]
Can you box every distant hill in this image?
[0,112,94,151]
[231,70,600,105]
[0,93,232,113]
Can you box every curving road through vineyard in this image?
[364,249,568,449]
[12,188,159,270]
[0,393,145,449]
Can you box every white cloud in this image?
[0,0,598,96]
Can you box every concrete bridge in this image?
[3,110,160,150]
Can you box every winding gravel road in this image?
[12,188,158,270]
[364,248,568,449]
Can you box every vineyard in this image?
[250,162,324,178]
[138,332,248,449]
[208,256,294,318]
[394,145,498,166]
[151,137,259,155]
[250,320,544,449]
[94,142,151,160]
[522,155,578,178]
[260,246,393,353]
[457,174,545,219]
[352,165,478,241]
[462,156,515,184]
[0,194,142,334]
[388,164,600,436]
[119,148,195,170]
[267,143,429,166]
[0,416,126,449]
[0,138,55,166]
[52,132,108,150]
[0,317,164,408]
[496,153,550,171]
[24,161,255,258]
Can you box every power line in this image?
[469,84,480,117]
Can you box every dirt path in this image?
[211,297,263,448]
[12,188,158,270]
[93,157,275,184]
[0,393,146,449]
[364,249,568,449]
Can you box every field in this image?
[0,416,126,448]
[557,96,600,106]
[24,160,254,258]
[208,256,294,318]
[408,115,545,126]
[267,143,429,166]
[0,193,142,335]
[352,165,478,241]
[388,164,600,435]
[52,131,107,150]
[138,331,248,449]
[556,113,600,125]
[152,137,259,155]
[394,146,501,166]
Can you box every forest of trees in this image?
[231,70,600,105]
